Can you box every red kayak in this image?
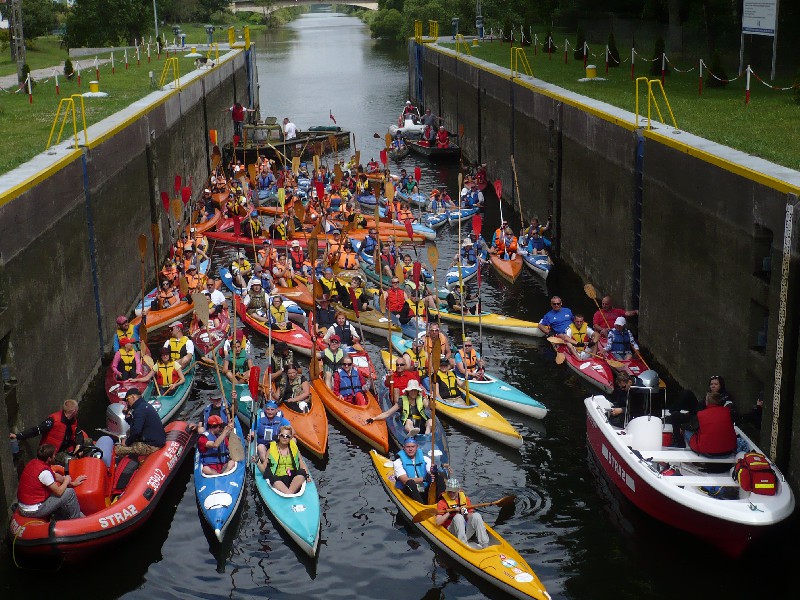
[205,230,313,250]
[189,309,231,363]
[233,295,314,356]
[314,337,377,383]
[104,344,151,405]
[554,344,657,393]
[8,422,196,562]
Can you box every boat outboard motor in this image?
[105,402,130,438]
[628,369,663,451]
[634,370,660,392]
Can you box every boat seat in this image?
[637,450,738,463]
[660,476,735,486]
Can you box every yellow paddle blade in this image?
[178,276,189,298]
[583,283,598,301]
[555,352,566,365]
[277,188,286,208]
[313,154,320,171]
[171,198,182,220]
[291,156,300,176]
[386,182,395,202]
[384,133,392,148]
[427,245,439,269]
[394,263,405,283]
[248,164,257,182]
[547,336,565,345]
[137,234,147,257]
[192,293,209,324]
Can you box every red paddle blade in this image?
[414,166,421,182]
[233,134,240,147]
[412,261,422,286]
[174,175,182,194]
[493,179,502,200]
[379,149,387,165]
[349,288,360,318]
[472,213,483,236]
[249,366,261,399]
[233,216,241,236]
[181,186,191,205]
[314,181,325,201]
[160,191,170,212]
[404,218,414,241]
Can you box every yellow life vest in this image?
[116,323,136,343]
[400,393,429,423]
[156,361,178,386]
[458,348,478,371]
[168,336,189,361]
[270,304,288,324]
[268,439,300,477]
[405,299,425,316]
[118,348,137,375]
[437,370,459,398]
[569,322,589,349]
[405,348,428,377]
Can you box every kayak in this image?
[489,254,523,284]
[391,335,547,420]
[193,411,246,542]
[520,251,552,280]
[189,209,222,234]
[445,262,478,287]
[104,343,151,406]
[273,280,314,311]
[233,295,314,357]
[554,344,657,394]
[249,440,321,557]
[314,335,377,382]
[189,310,230,363]
[334,304,402,337]
[9,422,197,562]
[310,375,389,453]
[448,207,480,224]
[422,212,450,230]
[218,267,306,321]
[369,451,550,600]
[130,259,210,332]
[429,306,544,337]
[380,351,523,448]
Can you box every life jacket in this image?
[161,264,178,283]
[397,448,427,483]
[338,251,358,269]
[272,262,287,279]
[332,322,354,346]
[323,348,346,369]
[319,277,337,298]
[397,209,413,221]
[386,288,406,312]
[493,228,503,244]
[156,361,179,386]
[405,348,428,377]
[158,288,178,308]
[185,273,202,293]
[200,431,231,466]
[458,348,478,371]
[268,439,300,476]
[281,375,306,402]
[440,490,469,527]
[40,410,78,453]
[229,348,249,370]
[326,242,342,265]
[231,104,245,123]
[436,129,449,146]
[400,393,428,423]
[568,322,589,349]
[168,336,189,361]
[273,351,295,376]
[202,403,229,426]
[269,304,288,326]
[231,259,251,276]
[17,459,53,506]
[503,235,518,252]
[258,248,277,270]
[248,289,268,311]
[689,405,737,456]
[289,249,306,269]
[425,332,448,359]
[116,323,137,345]
[336,368,362,397]
[608,330,632,355]
[257,409,286,445]
[114,348,137,381]
[438,370,459,399]
[405,298,425,316]
[461,247,477,264]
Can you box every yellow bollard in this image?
[472,38,479,47]
[89,81,100,93]
[586,64,597,79]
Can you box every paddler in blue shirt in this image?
[248,400,290,467]
[538,296,574,335]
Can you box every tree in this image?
[370,8,404,40]
[65,0,151,48]
[21,0,57,40]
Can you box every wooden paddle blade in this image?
[493,495,516,508]
[137,234,148,257]
[313,154,320,171]
[412,506,439,523]
[192,293,209,324]
[555,352,566,364]
[294,201,306,222]
[427,245,439,268]
[431,338,441,374]
[228,432,245,462]
[354,150,360,167]
[606,358,625,369]
[142,354,156,371]
[384,133,392,148]
[458,172,463,190]
[394,263,405,283]
[179,276,189,298]
[171,198,182,220]
[584,283,598,300]
[211,153,221,168]
[291,156,300,176]
[547,336,565,345]
[458,124,464,138]
[386,182,395,202]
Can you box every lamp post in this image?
[152,0,159,41]
[475,0,484,40]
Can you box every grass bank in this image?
[439,41,800,172]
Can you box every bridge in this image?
[231,1,378,16]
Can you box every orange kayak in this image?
[273,280,314,310]
[189,209,221,234]
[489,254,523,284]
[310,377,389,453]
[262,370,328,458]
[130,299,193,333]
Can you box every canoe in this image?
[489,254,523,284]
[233,295,314,357]
[193,412,247,542]
[218,267,306,321]
[380,351,522,449]
[521,251,552,280]
[429,306,544,338]
[391,335,547,420]
[250,455,321,557]
[388,145,410,160]
[406,140,461,161]
[334,304,402,337]
[369,451,550,600]
[189,209,222,234]
[310,375,389,453]
[189,310,230,363]
[142,357,197,423]
[9,422,197,562]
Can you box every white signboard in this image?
[742,0,778,36]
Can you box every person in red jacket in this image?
[16,444,87,520]
[435,478,489,548]
[682,392,737,456]
[9,399,91,464]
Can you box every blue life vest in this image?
[203,403,229,427]
[200,431,230,466]
[461,247,477,264]
[362,236,377,255]
[395,448,428,489]
[256,409,289,445]
[336,368,362,397]
[609,330,632,354]
[528,236,546,251]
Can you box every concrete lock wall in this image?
[413,42,800,481]
[0,47,257,527]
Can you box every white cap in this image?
[251,278,262,286]
[614,316,626,327]
[237,251,246,259]
[404,379,423,393]
[406,100,411,105]
[210,290,226,306]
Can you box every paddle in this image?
[142,354,162,395]
[137,234,147,339]
[413,165,423,222]
[547,336,625,369]
[583,283,610,331]
[510,154,525,232]
[348,287,368,348]
[394,262,405,285]
[384,132,392,148]
[426,335,442,505]
[412,495,516,523]
[179,276,189,299]
[427,244,440,327]
[150,222,160,280]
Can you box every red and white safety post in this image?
[630,48,635,80]
[698,59,703,96]
[124,48,128,70]
[95,56,100,81]
[564,39,568,64]
[26,74,32,104]
[54,70,59,96]
[111,51,115,75]
[147,43,151,63]
[157,41,161,59]
[533,33,537,55]
[77,63,81,87]
[605,45,609,74]
[136,46,141,66]
[745,65,751,105]
[583,42,588,68]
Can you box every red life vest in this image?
[231,104,245,123]
[41,410,78,453]
[17,459,53,505]
[689,405,737,456]
[156,362,180,386]
[387,288,406,312]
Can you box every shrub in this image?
[64,59,74,78]
[705,51,728,88]
[649,35,670,76]
[19,64,35,88]
[607,31,620,68]
[573,26,586,60]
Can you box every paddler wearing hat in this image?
[367,379,431,436]
[436,478,490,548]
[389,435,445,503]
[243,278,269,323]
[230,250,252,289]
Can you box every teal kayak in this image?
[214,372,256,427]
[142,358,196,423]
[390,334,548,420]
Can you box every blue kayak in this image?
[521,251,552,280]
[445,262,479,287]
[447,207,480,224]
[422,212,450,230]
[390,334,548,420]
[193,409,246,542]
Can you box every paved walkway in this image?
[0,58,112,90]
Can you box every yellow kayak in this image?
[380,351,522,448]
[430,306,544,337]
[336,305,402,337]
[369,451,550,600]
